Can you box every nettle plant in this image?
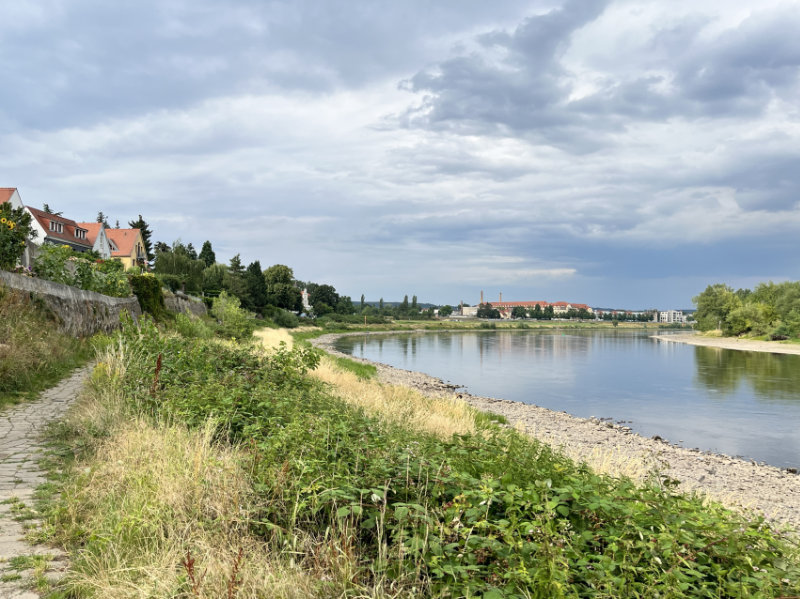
[0,203,36,271]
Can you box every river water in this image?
[334,330,800,469]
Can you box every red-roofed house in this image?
[26,206,94,253]
[76,222,113,258]
[0,188,24,209]
[105,228,146,269]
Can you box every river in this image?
[334,329,800,469]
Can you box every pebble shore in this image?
[313,331,800,535]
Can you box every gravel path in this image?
[313,332,800,535]
[0,366,91,598]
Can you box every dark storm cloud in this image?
[404,2,800,150]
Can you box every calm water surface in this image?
[335,330,800,468]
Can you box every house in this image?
[0,188,24,210]
[105,228,147,269]
[26,206,94,253]
[77,222,113,259]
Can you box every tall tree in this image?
[244,260,268,313]
[309,284,339,316]
[411,295,418,311]
[186,242,198,260]
[96,211,110,227]
[128,215,154,263]
[42,204,63,216]
[198,241,216,267]
[360,294,365,311]
[228,254,245,276]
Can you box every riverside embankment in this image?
[313,331,800,534]
[653,332,800,355]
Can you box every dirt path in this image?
[313,332,800,536]
[0,366,91,598]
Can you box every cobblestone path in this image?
[0,366,91,598]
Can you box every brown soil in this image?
[312,331,800,535]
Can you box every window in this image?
[49,221,63,233]
[75,229,87,240]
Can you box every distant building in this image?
[659,310,686,324]
[0,188,24,210]
[77,222,113,258]
[105,228,147,269]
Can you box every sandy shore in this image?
[653,332,800,355]
[312,331,800,535]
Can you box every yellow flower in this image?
[0,217,6,224]
[7,222,14,229]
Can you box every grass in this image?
[31,319,800,598]
[0,284,93,408]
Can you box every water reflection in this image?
[694,346,800,401]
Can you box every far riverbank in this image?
[653,332,800,355]
[312,330,800,534]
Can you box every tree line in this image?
[693,281,800,339]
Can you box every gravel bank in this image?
[653,332,800,355]
[312,331,800,535]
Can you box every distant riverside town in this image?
[457,291,688,324]
[2,186,687,322]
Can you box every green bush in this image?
[210,291,255,339]
[33,245,131,297]
[172,311,214,339]
[129,274,167,319]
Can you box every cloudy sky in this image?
[2,0,798,308]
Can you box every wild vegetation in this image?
[0,284,91,405]
[694,281,800,340]
[37,316,799,598]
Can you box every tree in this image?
[511,306,527,319]
[42,204,63,216]
[477,303,501,319]
[530,304,543,320]
[244,260,267,313]
[263,264,294,288]
[360,294,365,311]
[229,254,245,276]
[335,295,356,314]
[693,284,741,333]
[379,298,384,311]
[202,263,226,296]
[128,215,154,263]
[309,284,339,315]
[154,241,170,254]
[411,295,418,311]
[186,242,198,261]
[544,305,555,320]
[96,211,110,227]
[439,305,453,317]
[199,241,215,267]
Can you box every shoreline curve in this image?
[312,330,800,534]
[652,332,800,355]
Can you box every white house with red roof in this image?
[76,222,113,258]
[0,188,24,210]
[26,206,94,253]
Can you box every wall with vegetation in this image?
[0,271,141,337]
[163,289,207,317]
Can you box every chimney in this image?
[499,292,502,303]
[480,290,484,304]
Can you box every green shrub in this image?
[33,245,131,297]
[210,291,255,339]
[172,312,214,339]
[129,274,167,319]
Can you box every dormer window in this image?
[49,221,63,233]
[76,228,87,240]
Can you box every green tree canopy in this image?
[128,215,154,263]
[199,241,215,267]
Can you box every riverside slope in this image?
[313,332,800,535]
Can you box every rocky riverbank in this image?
[312,331,800,535]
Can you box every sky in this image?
[2,0,799,309]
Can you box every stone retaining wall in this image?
[0,271,141,337]
[163,290,208,317]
